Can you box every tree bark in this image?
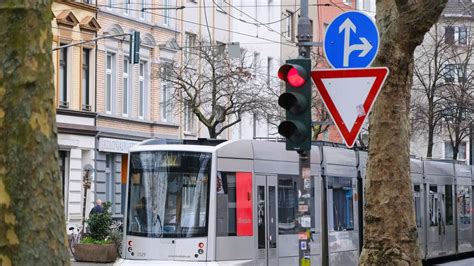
[427,121,434,158]
[360,0,446,265]
[0,1,70,265]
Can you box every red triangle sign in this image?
[311,68,389,148]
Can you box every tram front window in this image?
[127,151,211,238]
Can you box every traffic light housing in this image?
[129,31,140,64]
[278,58,312,151]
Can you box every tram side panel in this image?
[215,156,257,263]
[251,140,323,266]
[423,160,456,259]
[472,165,474,252]
[455,163,473,253]
[410,158,426,259]
[322,146,360,266]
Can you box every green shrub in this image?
[80,236,112,244]
[86,201,112,242]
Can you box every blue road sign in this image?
[324,11,379,69]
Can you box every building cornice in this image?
[98,10,180,34]
[97,113,180,128]
[57,122,97,136]
[57,108,97,118]
[54,0,97,13]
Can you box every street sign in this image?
[324,11,379,69]
[311,68,389,147]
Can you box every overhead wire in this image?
[219,0,296,44]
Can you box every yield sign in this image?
[311,68,389,148]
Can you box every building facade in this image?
[410,0,473,163]
[95,0,182,218]
[52,0,101,225]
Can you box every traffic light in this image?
[129,31,140,64]
[278,58,312,151]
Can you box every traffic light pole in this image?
[296,1,319,266]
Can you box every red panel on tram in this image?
[236,172,253,236]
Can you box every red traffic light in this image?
[278,64,307,87]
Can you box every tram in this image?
[116,139,474,265]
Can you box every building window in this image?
[106,53,115,113]
[139,61,147,119]
[161,82,173,122]
[444,141,467,160]
[59,46,68,108]
[457,64,466,83]
[82,49,91,111]
[163,0,170,26]
[253,52,260,74]
[363,0,371,10]
[123,58,130,116]
[105,154,116,214]
[184,32,196,60]
[446,26,468,45]
[124,0,130,15]
[445,26,455,44]
[445,64,467,83]
[457,26,467,45]
[286,11,294,40]
[184,101,194,132]
[444,64,456,83]
[59,151,69,219]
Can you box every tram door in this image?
[256,175,278,266]
[427,184,447,254]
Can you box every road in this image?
[435,257,474,265]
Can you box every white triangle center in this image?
[321,77,376,131]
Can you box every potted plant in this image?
[73,202,119,263]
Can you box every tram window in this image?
[217,172,253,237]
[268,186,277,248]
[414,185,421,228]
[445,185,453,225]
[127,151,211,238]
[277,175,315,235]
[429,185,438,226]
[328,176,354,231]
[257,186,265,249]
[217,172,237,236]
[457,186,471,225]
[278,175,299,234]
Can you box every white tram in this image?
[115,139,474,265]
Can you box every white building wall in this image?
[227,0,282,140]
[58,132,96,226]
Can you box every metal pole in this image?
[470,121,473,165]
[298,151,312,266]
[297,1,313,265]
[321,174,329,266]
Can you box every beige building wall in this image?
[96,0,181,139]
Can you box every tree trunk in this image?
[360,1,446,265]
[208,127,217,139]
[427,123,434,158]
[0,1,70,265]
[452,146,459,161]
